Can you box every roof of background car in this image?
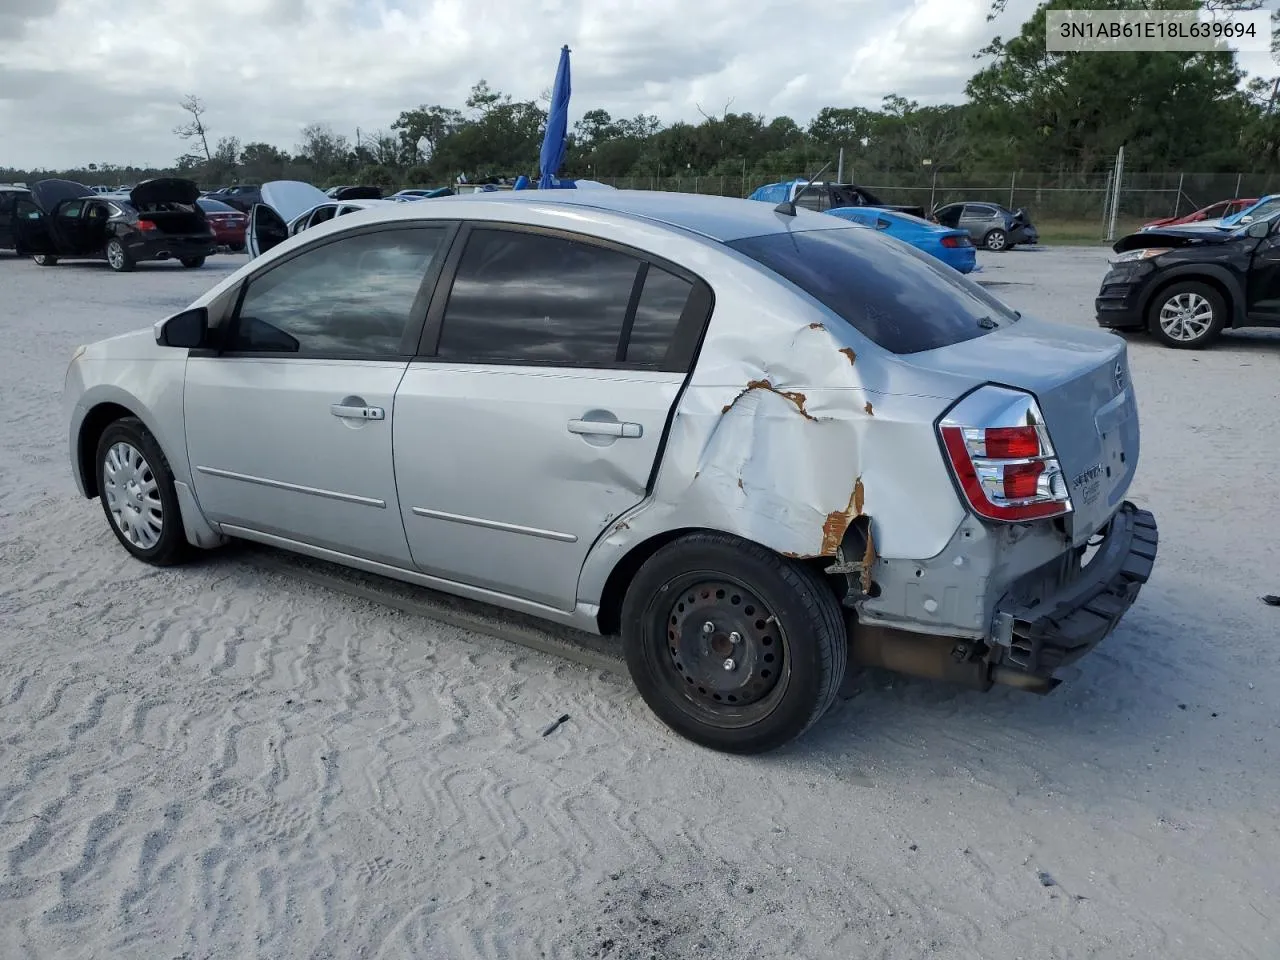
[383,189,856,242]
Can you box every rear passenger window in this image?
[626,266,692,365]
[227,227,445,357]
[436,229,641,366]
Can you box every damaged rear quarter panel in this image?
[576,244,971,609]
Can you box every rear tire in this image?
[984,229,1008,251]
[180,256,206,268]
[620,532,847,754]
[95,417,189,566]
[106,238,134,272]
[1147,280,1225,349]
[32,254,57,266]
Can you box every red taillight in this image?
[938,388,1072,523]
[940,234,970,248]
[1001,461,1045,499]
[137,219,157,232]
[982,426,1040,459]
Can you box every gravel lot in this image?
[1,246,1278,959]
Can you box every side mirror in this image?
[1246,220,1270,239]
[156,306,209,348]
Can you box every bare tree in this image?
[174,95,212,162]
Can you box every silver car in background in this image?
[64,191,1158,753]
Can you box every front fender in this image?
[1138,262,1247,327]
[68,356,192,493]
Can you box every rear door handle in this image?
[567,419,642,439]
[330,403,385,421]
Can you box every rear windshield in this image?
[727,226,1019,354]
[199,198,237,212]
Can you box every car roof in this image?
[367,189,856,243]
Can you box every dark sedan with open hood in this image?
[1095,214,1280,348]
[15,178,216,271]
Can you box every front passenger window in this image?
[226,227,446,357]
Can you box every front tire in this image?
[95,417,188,566]
[32,254,57,266]
[983,228,1008,251]
[1147,280,1225,349]
[106,238,134,272]
[180,256,206,268]
[620,533,847,754]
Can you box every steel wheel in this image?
[1157,291,1214,342]
[659,577,790,726]
[102,441,163,550]
[621,533,847,753]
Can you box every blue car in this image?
[824,206,977,273]
[1219,194,1280,229]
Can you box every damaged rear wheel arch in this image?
[595,528,844,636]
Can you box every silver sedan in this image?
[64,190,1158,753]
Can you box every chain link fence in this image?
[591,172,1280,240]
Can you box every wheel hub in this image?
[666,581,782,708]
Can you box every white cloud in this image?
[0,0,1266,171]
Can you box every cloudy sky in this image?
[2,0,1276,170]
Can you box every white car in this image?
[246,180,395,258]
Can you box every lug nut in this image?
[723,658,736,671]
[728,631,742,645]
[702,621,715,634]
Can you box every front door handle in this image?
[330,403,385,421]
[567,419,642,439]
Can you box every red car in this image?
[1142,197,1256,230]
[197,197,248,251]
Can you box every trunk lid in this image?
[30,178,94,214]
[906,317,1139,546]
[130,178,201,208]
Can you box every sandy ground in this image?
[1,246,1278,959]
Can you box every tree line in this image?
[5,0,1280,192]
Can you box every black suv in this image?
[1095,216,1280,349]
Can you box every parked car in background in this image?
[931,202,1039,251]
[325,185,383,200]
[1141,197,1255,230]
[1164,194,1280,233]
[750,179,926,218]
[825,206,976,273]
[65,190,1157,753]
[197,197,248,251]
[391,188,455,201]
[246,180,395,258]
[205,184,262,213]
[15,178,216,271]
[0,184,32,252]
[1096,212,1280,349]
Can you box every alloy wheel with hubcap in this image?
[1158,292,1213,342]
[94,417,189,565]
[32,254,57,266]
[102,441,163,550]
[984,229,1008,251]
[106,239,133,272]
[1148,280,1225,349]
